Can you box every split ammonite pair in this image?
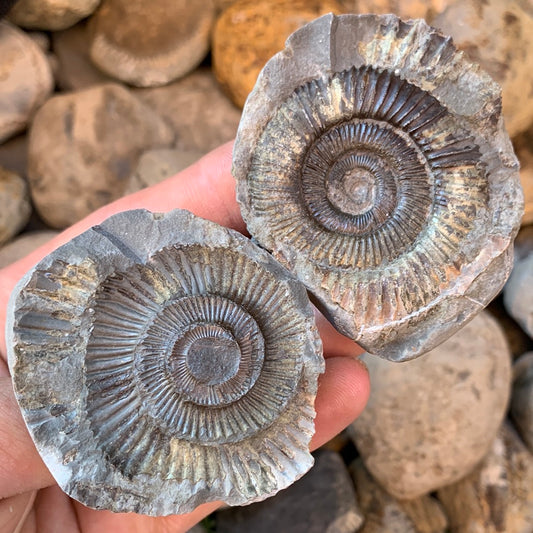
[7,14,523,515]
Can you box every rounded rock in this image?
[0,21,53,143]
[212,0,344,108]
[504,253,533,339]
[0,167,31,246]
[7,209,324,515]
[27,83,174,228]
[510,352,533,453]
[8,0,100,31]
[89,0,216,87]
[348,311,512,499]
[0,230,59,268]
[234,13,523,361]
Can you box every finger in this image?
[0,141,240,359]
[34,485,81,533]
[0,489,36,533]
[310,356,370,450]
[314,308,364,358]
[0,377,54,498]
[73,500,221,533]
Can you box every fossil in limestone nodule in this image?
[7,209,324,515]
[234,13,524,361]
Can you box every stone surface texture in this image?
[349,459,448,533]
[0,231,59,269]
[125,148,203,195]
[7,0,100,30]
[510,352,533,453]
[233,13,523,361]
[433,0,533,138]
[213,0,344,108]
[7,209,324,515]
[216,450,363,533]
[339,0,450,22]
[349,311,511,499]
[88,0,216,87]
[0,167,31,246]
[504,253,533,338]
[136,69,241,154]
[27,83,174,228]
[0,21,53,143]
[437,423,533,533]
[52,22,113,91]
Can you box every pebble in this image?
[512,128,533,226]
[216,450,364,533]
[0,167,32,246]
[339,0,450,23]
[136,69,241,154]
[27,83,174,228]
[88,0,216,87]
[437,423,533,533]
[349,311,512,499]
[212,0,344,108]
[510,352,533,454]
[504,253,533,339]
[0,230,59,268]
[52,21,113,91]
[125,148,203,195]
[433,0,533,137]
[7,0,100,30]
[349,459,448,533]
[0,21,53,144]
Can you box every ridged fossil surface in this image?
[234,13,524,361]
[7,209,324,515]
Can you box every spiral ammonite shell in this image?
[6,209,324,515]
[233,13,524,361]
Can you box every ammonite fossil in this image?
[7,209,324,515]
[233,13,524,361]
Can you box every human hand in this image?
[0,141,370,533]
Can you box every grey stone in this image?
[0,230,59,268]
[0,167,31,246]
[27,83,174,228]
[7,209,324,515]
[125,148,203,194]
[0,21,53,143]
[349,459,448,533]
[216,450,363,533]
[8,0,100,30]
[510,352,533,453]
[504,253,533,338]
[349,311,512,499]
[52,21,113,91]
[136,69,241,154]
[437,423,533,533]
[233,13,523,361]
[88,0,216,87]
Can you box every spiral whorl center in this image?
[327,166,377,216]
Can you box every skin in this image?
[0,141,370,533]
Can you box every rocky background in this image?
[0,0,532,532]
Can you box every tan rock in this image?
[437,423,533,533]
[27,83,174,228]
[125,148,203,194]
[433,0,533,137]
[212,0,344,108]
[0,230,58,268]
[339,0,450,23]
[0,167,31,246]
[513,129,533,226]
[89,0,216,87]
[349,459,448,533]
[52,21,113,91]
[8,0,100,30]
[349,311,512,499]
[0,22,53,143]
[136,69,241,154]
